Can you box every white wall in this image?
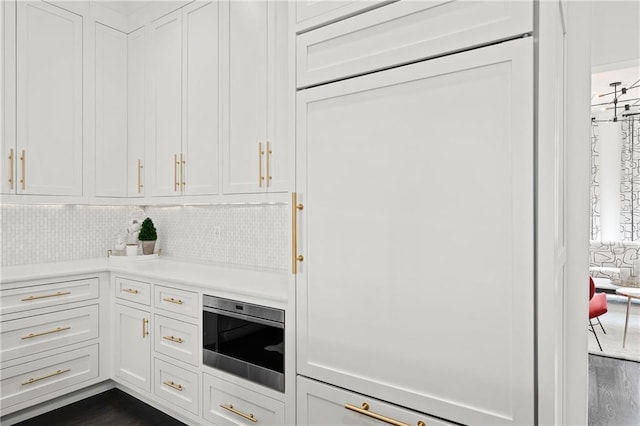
[591,1,640,69]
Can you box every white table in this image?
[615,287,640,348]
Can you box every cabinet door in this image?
[296,38,534,426]
[127,27,146,198]
[182,1,219,196]
[94,23,127,197]
[151,9,182,197]
[1,0,16,195]
[16,1,83,196]
[114,303,151,393]
[222,0,268,194]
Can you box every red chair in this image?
[589,277,608,351]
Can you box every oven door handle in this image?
[203,306,284,329]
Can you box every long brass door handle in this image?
[8,148,14,190]
[22,368,70,386]
[266,141,272,188]
[19,149,25,190]
[21,291,71,301]
[137,159,143,193]
[220,404,257,422]
[258,142,265,187]
[21,326,71,340]
[174,154,180,192]
[345,403,425,426]
[292,192,304,274]
[180,153,185,190]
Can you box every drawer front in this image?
[115,277,151,306]
[0,278,99,315]
[297,0,533,88]
[297,376,455,426]
[1,305,99,362]
[154,285,198,318]
[154,314,198,367]
[154,358,198,415]
[0,344,99,410]
[296,0,390,33]
[203,373,284,425]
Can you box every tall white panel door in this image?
[95,23,127,197]
[1,0,16,195]
[296,38,534,426]
[182,1,219,196]
[114,303,151,393]
[128,27,146,198]
[16,1,83,195]
[151,9,182,197]
[222,0,268,194]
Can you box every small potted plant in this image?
[138,217,158,255]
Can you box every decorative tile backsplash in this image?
[1,203,288,270]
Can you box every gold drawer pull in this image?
[22,368,70,386]
[163,297,183,305]
[122,288,139,294]
[220,404,257,423]
[345,403,425,426]
[21,326,71,340]
[163,380,184,391]
[162,335,184,344]
[21,291,70,301]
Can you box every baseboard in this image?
[0,381,115,426]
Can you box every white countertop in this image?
[1,257,289,304]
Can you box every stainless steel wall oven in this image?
[203,295,284,392]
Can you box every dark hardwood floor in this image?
[15,389,186,426]
[589,354,640,426]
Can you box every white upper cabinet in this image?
[222,0,291,194]
[1,0,16,195]
[94,23,128,198]
[150,1,220,198]
[13,1,83,196]
[127,27,146,198]
[296,38,534,425]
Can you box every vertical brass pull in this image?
[174,154,179,192]
[142,318,149,338]
[137,159,143,193]
[180,153,185,190]
[345,403,425,426]
[258,142,264,187]
[8,148,14,189]
[266,141,272,188]
[292,192,304,274]
[19,150,25,190]
[219,404,257,423]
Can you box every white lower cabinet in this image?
[0,344,99,411]
[153,314,198,367]
[203,373,284,425]
[297,375,455,426]
[154,357,199,415]
[113,303,151,393]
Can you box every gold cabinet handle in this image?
[21,291,71,302]
[258,142,265,187]
[174,154,180,192]
[220,404,257,423]
[266,141,272,187]
[22,368,70,386]
[162,297,183,305]
[142,318,149,338]
[162,335,184,344]
[19,149,25,190]
[137,159,144,193]
[21,325,71,340]
[8,148,14,189]
[180,153,185,190]
[163,380,184,391]
[292,192,304,274]
[345,403,425,426]
[122,287,139,295]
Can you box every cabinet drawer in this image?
[295,0,390,33]
[115,277,151,306]
[1,305,99,362]
[154,314,198,367]
[297,376,455,426]
[0,344,99,410]
[203,373,284,425]
[0,278,99,315]
[297,0,532,88]
[154,358,198,415]
[154,285,198,318]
